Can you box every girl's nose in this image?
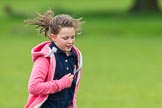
[68,38,73,43]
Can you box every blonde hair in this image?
[24,10,83,37]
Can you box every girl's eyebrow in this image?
[62,34,75,37]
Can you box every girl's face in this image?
[50,27,75,55]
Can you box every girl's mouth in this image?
[66,45,72,49]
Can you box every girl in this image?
[24,10,83,108]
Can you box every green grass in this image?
[76,37,162,108]
[1,0,162,108]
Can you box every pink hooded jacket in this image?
[24,41,83,108]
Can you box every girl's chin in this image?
[66,46,72,51]
[65,49,71,52]
[63,48,70,52]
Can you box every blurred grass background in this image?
[0,0,162,108]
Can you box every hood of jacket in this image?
[31,41,51,62]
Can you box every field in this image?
[1,0,162,108]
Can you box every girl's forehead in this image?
[58,27,75,35]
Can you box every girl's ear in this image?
[50,33,56,41]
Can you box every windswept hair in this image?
[24,10,83,37]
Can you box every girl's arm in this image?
[28,56,72,95]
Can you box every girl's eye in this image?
[62,36,75,40]
[71,36,75,39]
[63,37,69,40]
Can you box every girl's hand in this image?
[59,73,74,89]
[66,73,74,83]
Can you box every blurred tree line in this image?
[131,0,160,12]
[3,0,161,19]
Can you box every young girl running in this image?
[24,10,83,108]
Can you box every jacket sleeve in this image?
[28,56,72,95]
